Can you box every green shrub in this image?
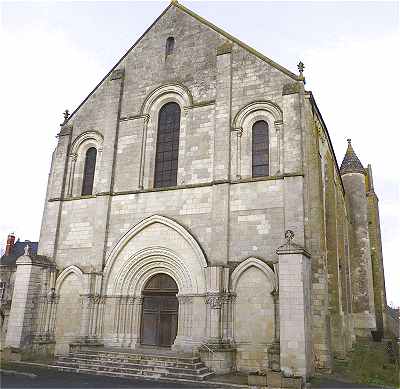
[334,341,399,387]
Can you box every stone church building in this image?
[2,1,393,381]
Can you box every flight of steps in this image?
[53,348,215,383]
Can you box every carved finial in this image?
[61,109,70,126]
[347,138,351,145]
[297,61,305,76]
[24,244,30,256]
[285,230,295,245]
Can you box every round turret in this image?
[340,139,376,337]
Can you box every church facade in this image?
[3,1,392,380]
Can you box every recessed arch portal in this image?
[140,273,179,347]
[103,215,207,296]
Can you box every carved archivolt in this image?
[70,130,104,155]
[138,83,192,189]
[67,131,104,197]
[103,215,207,296]
[232,101,283,129]
[140,83,193,115]
[231,101,284,178]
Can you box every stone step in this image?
[55,364,214,381]
[68,349,201,364]
[55,358,210,375]
[58,352,204,368]
[53,348,214,382]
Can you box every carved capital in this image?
[46,288,57,303]
[91,294,102,304]
[178,295,193,304]
[143,114,150,125]
[274,120,283,132]
[231,127,243,137]
[226,292,237,303]
[205,293,224,309]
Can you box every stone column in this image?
[79,294,91,342]
[205,293,224,344]
[96,296,106,339]
[138,115,150,189]
[272,290,280,342]
[276,231,313,380]
[222,293,235,344]
[129,297,143,349]
[120,296,129,346]
[88,295,101,343]
[205,266,230,345]
[173,295,194,352]
[275,121,283,175]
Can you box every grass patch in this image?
[333,340,399,388]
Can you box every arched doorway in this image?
[140,273,178,347]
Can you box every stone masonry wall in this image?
[36,2,326,373]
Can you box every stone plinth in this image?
[277,235,313,380]
[199,347,235,374]
[5,254,53,350]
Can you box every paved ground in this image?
[1,372,203,389]
[0,363,207,389]
[0,362,394,389]
[310,377,393,389]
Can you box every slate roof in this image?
[0,240,38,266]
[340,139,365,175]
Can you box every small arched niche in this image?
[165,36,175,57]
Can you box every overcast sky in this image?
[1,1,399,306]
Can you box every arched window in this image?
[154,102,180,188]
[165,37,175,56]
[81,147,97,195]
[252,120,269,177]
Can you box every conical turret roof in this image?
[340,139,365,175]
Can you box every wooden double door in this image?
[140,274,178,347]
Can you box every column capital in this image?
[205,292,224,309]
[274,120,283,130]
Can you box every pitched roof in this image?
[0,240,38,266]
[64,1,300,126]
[340,139,365,175]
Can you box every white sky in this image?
[0,1,399,306]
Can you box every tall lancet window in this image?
[154,102,180,188]
[82,147,97,195]
[252,120,269,177]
